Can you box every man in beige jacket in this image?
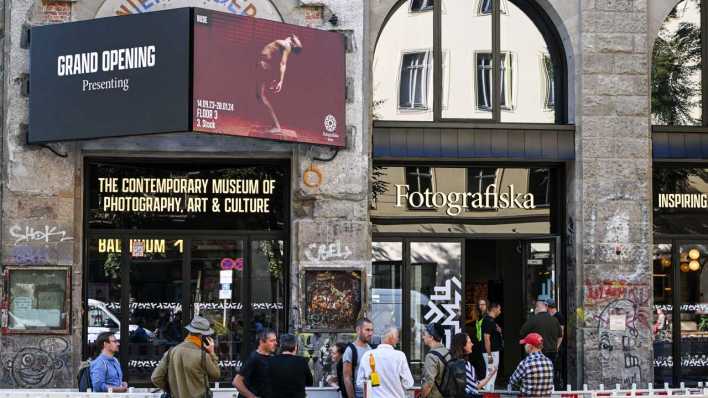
[152,316,221,398]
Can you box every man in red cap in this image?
[507,333,554,397]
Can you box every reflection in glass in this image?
[525,241,556,316]
[678,242,708,385]
[468,167,497,194]
[248,240,286,352]
[476,53,513,111]
[409,242,462,383]
[529,168,551,206]
[652,0,702,126]
[8,267,69,332]
[191,239,245,384]
[653,242,674,386]
[500,1,555,122]
[372,242,404,338]
[441,0,492,119]
[373,0,433,121]
[127,239,184,385]
[87,239,123,360]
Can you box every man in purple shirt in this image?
[90,332,128,392]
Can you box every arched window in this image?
[373,0,567,123]
[651,0,702,126]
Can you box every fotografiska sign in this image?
[395,184,536,216]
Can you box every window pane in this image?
[678,242,708,386]
[500,1,555,122]
[191,239,246,384]
[409,242,462,383]
[528,168,551,206]
[127,238,184,385]
[442,0,492,119]
[373,0,433,121]
[248,240,287,351]
[653,167,708,235]
[653,242,674,386]
[525,241,556,315]
[652,0,702,126]
[372,242,403,337]
[87,238,123,353]
[468,167,497,194]
[8,268,68,332]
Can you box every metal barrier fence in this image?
[1,386,708,398]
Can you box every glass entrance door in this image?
[126,237,185,385]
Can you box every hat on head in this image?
[425,323,446,341]
[537,295,551,304]
[520,332,544,348]
[184,315,214,336]
[547,298,557,307]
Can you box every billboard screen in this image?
[193,9,346,147]
[28,8,192,143]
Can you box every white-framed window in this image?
[541,54,555,111]
[478,0,508,15]
[467,167,498,194]
[399,51,432,110]
[410,0,434,12]
[476,52,514,111]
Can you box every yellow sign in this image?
[98,239,184,254]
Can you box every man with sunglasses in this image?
[91,332,128,393]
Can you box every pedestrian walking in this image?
[482,302,503,391]
[507,333,554,398]
[450,332,497,397]
[233,329,278,398]
[90,332,128,393]
[356,326,413,398]
[420,323,450,398]
[520,298,562,365]
[151,316,220,398]
[343,318,374,398]
[267,333,313,398]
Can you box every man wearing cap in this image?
[508,333,554,397]
[152,315,220,398]
[420,323,450,398]
[520,298,562,365]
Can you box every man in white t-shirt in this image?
[357,326,413,398]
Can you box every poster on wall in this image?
[193,9,346,147]
[95,0,283,21]
[303,270,362,331]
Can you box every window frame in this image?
[478,0,508,16]
[475,52,515,112]
[373,0,568,125]
[404,166,436,210]
[410,0,434,13]
[652,0,708,132]
[398,50,433,111]
[527,167,552,207]
[3,265,72,335]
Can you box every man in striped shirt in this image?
[508,333,554,398]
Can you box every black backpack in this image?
[77,360,93,392]
[346,343,360,387]
[429,351,468,398]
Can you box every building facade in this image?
[0,0,706,390]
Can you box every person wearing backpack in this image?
[449,333,497,397]
[420,323,449,398]
[343,318,374,398]
[90,332,128,392]
[152,315,220,398]
[355,326,413,398]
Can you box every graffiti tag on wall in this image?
[0,337,70,388]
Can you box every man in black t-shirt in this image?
[233,329,278,398]
[482,302,503,391]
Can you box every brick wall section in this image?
[578,0,653,387]
[42,2,71,24]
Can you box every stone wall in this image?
[0,0,369,388]
[577,0,654,387]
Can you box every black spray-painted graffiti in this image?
[595,299,646,385]
[0,337,70,388]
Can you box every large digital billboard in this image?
[29,9,192,143]
[192,9,346,147]
[28,8,346,147]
